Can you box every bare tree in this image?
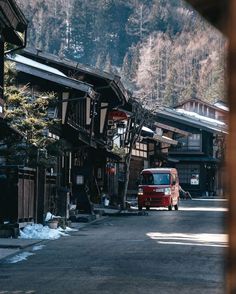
[121,100,150,209]
[126,2,151,39]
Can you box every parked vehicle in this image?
[137,168,180,211]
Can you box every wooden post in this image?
[36,167,46,224]
[227,1,236,292]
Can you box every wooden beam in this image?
[154,122,191,136]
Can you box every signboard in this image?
[76,175,84,185]
[190,174,199,185]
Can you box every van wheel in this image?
[168,204,172,211]
[174,203,179,210]
[146,207,150,211]
[138,206,142,211]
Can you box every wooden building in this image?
[154,106,227,196]
[174,98,228,123]
[0,0,27,118]
[15,49,129,212]
[126,122,179,198]
[0,0,27,231]
[3,53,98,223]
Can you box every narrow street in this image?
[0,198,227,294]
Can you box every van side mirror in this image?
[172,180,176,185]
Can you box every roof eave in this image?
[155,108,228,135]
[14,62,96,97]
[21,48,129,103]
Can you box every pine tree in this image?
[3,62,60,167]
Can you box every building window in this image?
[173,133,201,152]
[209,108,215,119]
[131,142,148,158]
[176,164,200,185]
[188,134,201,151]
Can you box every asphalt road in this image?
[0,198,228,294]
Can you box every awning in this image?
[21,47,130,103]
[7,55,96,97]
[142,126,154,134]
[144,134,178,146]
[140,125,178,145]
[153,134,178,145]
[155,107,228,135]
[154,122,191,136]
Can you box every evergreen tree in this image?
[2,62,60,167]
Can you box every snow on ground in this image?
[6,252,35,264]
[19,224,77,240]
[32,244,46,251]
[63,227,78,232]
[3,223,79,264]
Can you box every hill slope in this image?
[17,0,227,106]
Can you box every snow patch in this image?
[9,54,67,77]
[176,108,226,126]
[32,244,46,251]
[7,252,35,264]
[60,226,78,232]
[19,224,70,240]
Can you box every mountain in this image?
[16,0,227,107]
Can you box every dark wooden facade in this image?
[154,106,227,196]
[0,0,27,116]
[3,53,97,222]
[10,50,130,215]
[0,0,27,230]
[0,166,35,224]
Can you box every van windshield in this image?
[141,173,170,185]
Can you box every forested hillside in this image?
[16,0,227,107]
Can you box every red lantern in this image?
[110,167,116,174]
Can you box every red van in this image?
[138,168,180,211]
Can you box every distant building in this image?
[174,98,228,123]
[155,106,227,197]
